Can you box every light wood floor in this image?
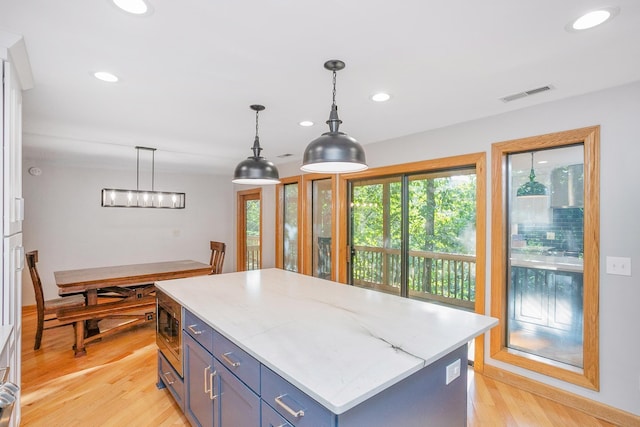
[20,305,617,426]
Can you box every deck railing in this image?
[246,235,261,270]
[352,246,476,309]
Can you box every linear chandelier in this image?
[101,146,186,209]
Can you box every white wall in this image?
[21,163,235,305]
[273,81,640,416]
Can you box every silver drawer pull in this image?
[221,352,241,368]
[204,365,212,393]
[162,371,176,385]
[275,394,305,418]
[187,324,204,335]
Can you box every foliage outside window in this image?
[237,188,262,271]
[349,169,477,309]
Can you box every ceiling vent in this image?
[500,85,554,103]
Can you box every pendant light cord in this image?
[251,108,263,159]
[255,109,260,139]
[529,152,536,181]
[332,69,337,107]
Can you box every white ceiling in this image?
[2,0,640,175]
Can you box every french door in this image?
[348,168,477,311]
[237,189,262,271]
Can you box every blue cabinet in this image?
[182,309,261,427]
[218,362,260,426]
[184,332,217,427]
[157,350,184,410]
[172,308,468,426]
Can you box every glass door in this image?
[311,178,333,280]
[350,176,402,296]
[237,189,261,271]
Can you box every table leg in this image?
[85,289,101,337]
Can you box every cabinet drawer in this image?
[213,330,260,393]
[184,309,213,353]
[261,400,293,427]
[157,351,184,410]
[261,366,334,427]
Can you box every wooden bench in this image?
[57,295,156,357]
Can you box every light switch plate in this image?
[606,256,631,276]
[446,359,461,385]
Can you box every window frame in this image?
[236,188,262,272]
[339,152,488,371]
[302,174,337,280]
[490,126,600,390]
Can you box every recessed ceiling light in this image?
[94,71,119,83]
[568,7,619,31]
[371,92,391,102]
[299,120,314,127]
[112,0,151,15]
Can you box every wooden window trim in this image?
[489,126,600,390]
[275,176,303,272]
[236,188,262,272]
[338,152,488,372]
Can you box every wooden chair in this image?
[209,241,226,274]
[26,250,86,350]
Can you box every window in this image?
[348,169,477,307]
[490,126,600,390]
[276,177,302,272]
[237,188,262,271]
[339,153,487,368]
[308,177,335,280]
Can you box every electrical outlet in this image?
[606,256,631,276]
[446,359,461,385]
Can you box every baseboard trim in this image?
[483,365,640,427]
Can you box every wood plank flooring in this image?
[20,305,618,426]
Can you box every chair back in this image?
[26,250,46,313]
[209,241,226,274]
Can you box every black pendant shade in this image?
[517,152,548,197]
[232,105,280,185]
[301,60,367,173]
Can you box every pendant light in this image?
[232,105,280,185]
[301,60,368,173]
[101,146,186,209]
[517,152,548,197]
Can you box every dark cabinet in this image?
[510,266,583,332]
[218,362,260,426]
[184,332,217,427]
[508,266,584,367]
[182,310,261,427]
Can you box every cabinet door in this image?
[218,362,260,426]
[184,333,217,427]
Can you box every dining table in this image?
[54,259,212,356]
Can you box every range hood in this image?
[550,164,584,208]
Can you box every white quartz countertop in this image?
[156,268,497,414]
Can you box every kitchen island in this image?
[156,268,497,426]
